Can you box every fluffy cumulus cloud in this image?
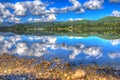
[0,0,56,23]
[46,14,56,21]
[0,35,100,60]
[48,43,104,59]
[0,2,21,23]
[15,42,29,55]
[14,2,27,16]
[0,35,58,56]
[2,35,118,60]
[0,3,12,18]
[5,0,46,16]
[48,43,83,60]
[9,15,21,23]
[111,10,120,17]
[32,14,57,22]
[110,0,120,2]
[69,48,81,59]
[14,0,46,16]
[0,40,14,54]
[84,0,104,10]
[108,52,120,59]
[65,0,85,13]
[44,0,85,14]
[0,3,12,22]
[83,47,102,58]
[110,39,120,46]
[0,0,86,23]
[0,0,108,23]
[29,43,49,56]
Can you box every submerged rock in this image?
[72,69,86,79]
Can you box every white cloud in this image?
[69,48,81,59]
[0,0,48,22]
[68,36,83,39]
[0,40,14,54]
[29,0,46,15]
[15,42,29,55]
[110,0,120,2]
[68,18,74,21]
[4,2,14,9]
[13,0,46,16]
[29,43,48,56]
[14,2,27,16]
[0,0,84,23]
[1,34,120,62]
[110,39,120,46]
[41,14,57,22]
[0,3,21,23]
[44,0,84,14]
[47,43,84,60]
[69,0,83,12]
[46,14,56,21]
[111,10,120,17]
[0,35,56,56]
[76,18,83,20]
[68,18,83,21]
[0,18,3,23]
[108,53,120,59]
[28,17,33,22]
[8,15,21,23]
[34,18,42,22]
[8,35,22,43]
[27,36,57,44]
[60,0,84,13]
[0,0,108,23]
[83,47,102,58]
[0,3,12,18]
[76,44,85,49]
[46,36,57,43]
[84,0,104,10]
[33,14,57,22]
[0,36,4,41]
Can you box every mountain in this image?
[0,22,15,27]
[25,22,59,27]
[24,16,120,27]
[1,16,120,28]
[98,16,120,22]
[1,16,120,39]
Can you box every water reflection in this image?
[0,32,120,64]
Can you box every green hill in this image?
[98,16,120,22]
[0,16,120,39]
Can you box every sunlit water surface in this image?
[0,32,120,68]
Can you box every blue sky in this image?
[0,0,120,23]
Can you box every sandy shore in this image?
[0,53,119,80]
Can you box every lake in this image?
[0,32,120,68]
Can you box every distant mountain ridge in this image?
[22,16,120,27]
[98,16,120,22]
[0,22,15,27]
[0,16,120,27]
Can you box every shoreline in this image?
[0,54,119,80]
[1,32,120,40]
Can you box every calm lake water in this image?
[0,32,120,67]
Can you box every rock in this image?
[72,69,86,79]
